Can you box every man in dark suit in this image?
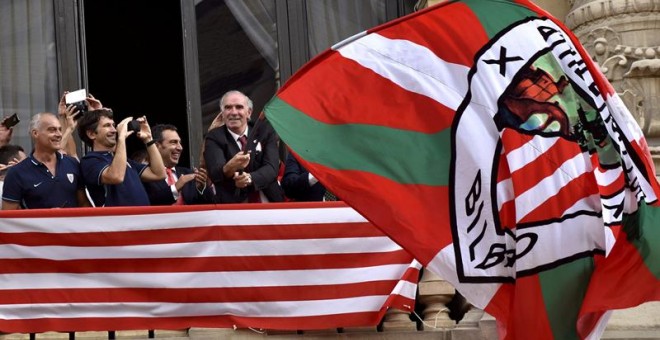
[143,124,214,205]
[281,153,326,201]
[203,90,284,203]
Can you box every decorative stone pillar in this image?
[451,302,486,340]
[417,270,456,331]
[566,0,660,138]
[381,307,417,331]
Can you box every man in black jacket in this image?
[203,90,284,203]
[281,153,326,201]
[143,124,213,205]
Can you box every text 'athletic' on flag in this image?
[265,1,660,339]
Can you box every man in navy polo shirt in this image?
[2,113,90,209]
[77,109,165,207]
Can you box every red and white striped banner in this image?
[0,202,419,333]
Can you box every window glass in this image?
[0,0,58,150]
[195,0,278,128]
[306,0,387,57]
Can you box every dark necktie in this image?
[238,135,248,151]
[237,134,259,202]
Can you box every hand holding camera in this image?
[61,104,81,132]
[1,113,20,129]
[130,116,153,143]
[61,89,104,121]
[86,93,103,111]
[116,117,136,141]
[116,116,152,145]
[0,113,18,146]
[64,89,89,119]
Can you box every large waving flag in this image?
[0,203,419,333]
[265,1,660,339]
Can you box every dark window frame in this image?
[54,0,413,165]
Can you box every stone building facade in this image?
[564,0,660,141]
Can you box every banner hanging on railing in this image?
[0,202,419,333]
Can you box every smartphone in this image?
[65,89,87,105]
[65,89,89,117]
[1,113,20,128]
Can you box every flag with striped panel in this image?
[265,1,660,339]
[0,203,420,333]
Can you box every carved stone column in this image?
[381,307,417,331]
[451,302,486,340]
[417,270,456,331]
[566,0,660,138]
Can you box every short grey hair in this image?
[219,90,253,111]
[28,112,58,136]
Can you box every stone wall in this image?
[533,0,571,19]
[566,0,660,138]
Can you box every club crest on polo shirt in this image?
[67,173,74,184]
[450,17,624,283]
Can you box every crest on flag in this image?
[452,17,625,282]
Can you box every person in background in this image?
[204,90,284,203]
[281,153,327,201]
[143,124,213,205]
[0,115,17,147]
[78,109,165,207]
[2,113,90,209]
[0,144,27,200]
[208,111,224,131]
[130,148,149,165]
[0,145,25,171]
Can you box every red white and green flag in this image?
[265,0,660,339]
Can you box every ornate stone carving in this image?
[567,0,660,137]
[584,27,628,79]
[566,0,660,30]
[624,60,660,135]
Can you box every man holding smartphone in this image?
[0,144,26,200]
[0,114,19,148]
[204,90,284,203]
[77,109,166,206]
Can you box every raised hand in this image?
[116,117,134,141]
[86,93,103,110]
[194,167,208,190]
